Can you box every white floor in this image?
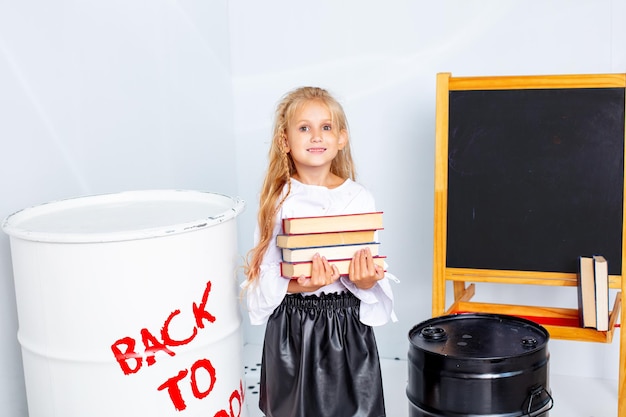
[242,343,619,417]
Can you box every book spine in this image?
[282,212,383,235]
[276,230,378,248]
[281,243,379,263]
[281,256,386,279]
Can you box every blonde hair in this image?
[244,86,356,284]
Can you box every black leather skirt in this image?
[259,292,386,417]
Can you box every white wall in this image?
[1,1,625,416]
[229,0,626,379]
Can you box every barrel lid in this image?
[408,313,549,358]
[2,190,245,243]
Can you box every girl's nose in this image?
[310,128,323,142]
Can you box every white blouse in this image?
[245,178,397,326]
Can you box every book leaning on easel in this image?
[277,212,386,279]
[593,255,609,332]
[577,255,609,331]
[577,256,596,328]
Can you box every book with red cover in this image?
[276,230,377,248]
[281,212,383,235]
[280,256,386,279]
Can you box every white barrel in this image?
[2,190,246,417]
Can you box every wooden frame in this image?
[432,72,626,416]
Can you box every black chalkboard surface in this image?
[446,87,625,275]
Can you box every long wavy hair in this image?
[244,86,357,285]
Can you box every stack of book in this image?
[577,255,609,331]
[278,212,386,279]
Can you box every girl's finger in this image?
[360,248,373,273]
[374,264,384,279]
[297,275,308,285]
[309,254,324,285]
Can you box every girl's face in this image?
[284,99,347,178]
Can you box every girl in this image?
[244,86,396,417]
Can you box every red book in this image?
[282,212,383,235]
[280,256,386,279]
[276,230,377,248]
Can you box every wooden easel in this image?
[432,72,626,416]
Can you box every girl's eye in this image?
[323,125,332,131]
[299,126,309,132]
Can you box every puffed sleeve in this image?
[340,267,398,326]
[244,221,290,325]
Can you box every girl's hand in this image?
[291,253,340,291]
[348,248,384,290]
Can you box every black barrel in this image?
[407,313,553,417]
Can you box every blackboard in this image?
[446,87,625,275]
